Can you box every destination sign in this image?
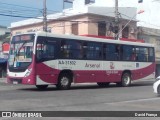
[13,34,34,42]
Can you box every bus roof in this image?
[24,32,155,47]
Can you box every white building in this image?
[11,0,137,39]
[9,0,160,76]
[82,0,160,29]
[11,0,160,30]
[0,25,10,35]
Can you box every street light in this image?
[115,10,144,40]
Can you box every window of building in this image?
[27,29,34,32]
[98,22,106,36]
[71,22,78,35]
[15,32,21,35]
[85,0,95,5]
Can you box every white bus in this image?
[7,32,155,90]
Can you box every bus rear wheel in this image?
[157,85,160,94]
[117,72,131,87]
[56,73,72,90]
[36,85,48,90]
[97,82,110,87]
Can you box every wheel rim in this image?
[61,77,69,86]
[123,75,130,85]
[158,85,160,94]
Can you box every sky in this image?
[0,0,72,27]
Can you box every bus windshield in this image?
[8,34,35,68]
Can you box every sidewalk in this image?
[0,78,7,83]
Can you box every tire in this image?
[157,85,160,94]
[97,82,110,87]
[56,73,72,90]
[117,72,131,87]
[36,85,48,90]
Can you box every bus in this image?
[7,32,155,90]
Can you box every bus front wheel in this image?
[157,85,160,94]
[56,73,72,90]
[36,85,48,90]
[117,72,131,87]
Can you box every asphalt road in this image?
[0,78,160,120]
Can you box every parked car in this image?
[153,76,160,94]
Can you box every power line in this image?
[1,4,159,30]
[0,1,59,14]
[0,1,41,10]
[119,12,160,28]
[0,9,42,17]
[0,13,42,19]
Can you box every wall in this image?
[0,27,10,35]
[11,14,137,40]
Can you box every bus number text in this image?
[58,61,76,65]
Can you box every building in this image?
[10,0,160,76]
[137,27,160,77]
[10,0,138,40]
[0,25,10,35]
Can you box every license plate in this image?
[13,81,18,84]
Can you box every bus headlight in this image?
[24,68,32,77]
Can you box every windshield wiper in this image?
[17,41,27,56]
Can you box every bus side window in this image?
[131,50,136,61]
[83,43,87,59]
[61,40,83,59]
[136,47,148,62]
[148,47,154,62]
[37,37,59,61]
[61,41,68,58]
[115,45,120,60]
[84,42,102,60]
[122,45,134,61]
[104,44,117,61]
[36,43,43,60]
[36,40,47,61]
[103,44,107,60]
[71,41,83,59]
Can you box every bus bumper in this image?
[7,75,36,85]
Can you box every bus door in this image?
[35,37,59,84]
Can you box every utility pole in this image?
[43,0,47,32]
[114,0,119,40]
[63,0,65,34]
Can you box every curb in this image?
[0,78,7,83]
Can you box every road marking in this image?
[105,97,160,105]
